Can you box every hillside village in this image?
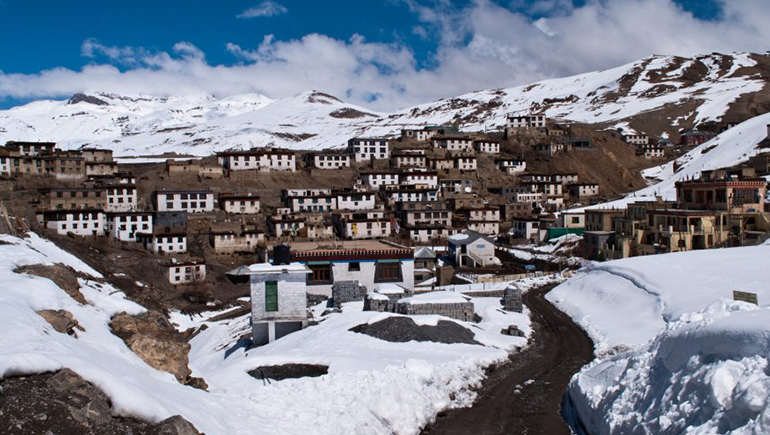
[2,86,770,435]
[0,107,767,320]
[1,56,770,434]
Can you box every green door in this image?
[265,281,278,312]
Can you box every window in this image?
[265,281,278,312]
[307,262,333,285]
[374,260,402,283]
[348,262,361,272]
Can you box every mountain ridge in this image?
[0,51,768,157]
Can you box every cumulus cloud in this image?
[1,0,769,111]
[237,1,288,18]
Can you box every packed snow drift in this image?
[548,244,770,434]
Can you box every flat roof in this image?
[246,262,310,274]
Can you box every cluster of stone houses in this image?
[557,167,770,259]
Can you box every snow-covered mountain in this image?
[0,52,768,157]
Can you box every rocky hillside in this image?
[0,52,768,157]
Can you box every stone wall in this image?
[332,281,366,308]
[363,296,391,312]
[395,301,475,322]
[503,286,523,312]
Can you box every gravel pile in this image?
[248,364,329,381]
[350,316,481,345]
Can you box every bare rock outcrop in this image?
[110,311,207,390]
[16,263,87,304]
[0,368,203,434]
[110,311,191,383]
[37,309,84,336]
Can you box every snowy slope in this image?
[0,52,766,157]
[0,231,531,435]
[578,111,770,211]
[547,245,770,434]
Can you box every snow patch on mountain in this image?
[0,53,765,157]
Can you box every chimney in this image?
[273,244,291,265]
[766,124,770,139]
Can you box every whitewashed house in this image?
[210,228,264,254]
[336,191,376,211]
[310,151,351,169]
[405,226,458,244]
[245,257,311,346]
[162,259,206,286]
[333,210,392,240]
[105,185,137,212]
[85,161,118,177]
[361,172,400,190]
[401,171,439,189]
[429,157,454,171]
[498,159,527,175]
[506,113,546,129]
[454,156,477,172]
[220,193,261,214]
[383,187,439,205]
[510,218,539,240]
[448,231,498,267]
[286,193,337,213]
[39,210,107,236]
[558,211,586,229]
[137,230,187,255]
[390,149,427,168]
[107,212,153,242]
[271,241,414,297]
[568,183,600,200]
[400,128,439,142]
[432,136,473,152]
[458,206,501,235]
[553,173,579,185]
[623,133,649,146]
[347,138,389,162]
[153,190,215,213]
[473,140,500,154]
[217,149,297,172]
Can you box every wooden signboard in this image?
[733,290,759,306]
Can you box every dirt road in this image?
[423,285,594,435]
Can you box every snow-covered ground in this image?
[1,231,533,435]
[548,244,770,433]
[497,234,590,268]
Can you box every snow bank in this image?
[549,244,770,434]
[571,301,770,434]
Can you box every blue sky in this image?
[0,0,764,111]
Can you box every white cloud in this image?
[1,0,769,111]
[237,1,288,18]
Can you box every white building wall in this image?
[106,187,137,212]
[336,194,376,211]
[156,192,215,213]
[45,212,107,236]
[166,264,206,285]
[108,214,153,241]
[222,198,261,214]
[304,260,415,297]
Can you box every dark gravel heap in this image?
[248,364,329,381]
[0,369,201,435]
[350,317,481,345]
